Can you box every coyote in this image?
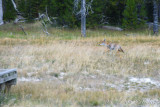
[99,39,124,53]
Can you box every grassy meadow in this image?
[0,22,160,106]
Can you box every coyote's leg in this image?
[106,49,110,53]
[104,49,110,54]
[116,51,123,59]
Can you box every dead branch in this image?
[19,25,27,35]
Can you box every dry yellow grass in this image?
[0,24,160,106]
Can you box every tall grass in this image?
[0,23,160,106]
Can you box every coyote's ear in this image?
[104,39,106,42]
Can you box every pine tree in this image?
[17,0,42,22]
[87,0,105,28]
[122,0,138,29]
[50,0,77,27]
[136,0,146,28]
[3,0,16,22]
[104,0,126,26]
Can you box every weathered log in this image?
[102,26,123,31]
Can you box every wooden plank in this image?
[0,69,17,84]
[4,74,17,81]
[0,75,17,84]
[0,69,17,76]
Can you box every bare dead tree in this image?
[153,0,159,35]
[41,21,50,36]
[45,6,53,25]
[81,0,86,37]
[38,6,52,36]
[74,0,93,37]
[86,0,93,15]
[0,0,3,25]
[11,0,27,24]
[19,25,27,35]
[11,0,19,13]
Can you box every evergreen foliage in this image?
[51,0,77,27]
[137,2,146,27]
[145,1,153,22]
[1,0,156,29]
[122,0,138,29]
[17,0,42,22]
[3,0,16,22]
[86,0,105,28]
[105,0,126,25]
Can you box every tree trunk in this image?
[0,0,3,25]
[11,0,19,13]
[81,0,86,37]
[158,0,160,18]
[153,0,158,35]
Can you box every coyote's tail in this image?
[119,47,124,53]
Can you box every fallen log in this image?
[102,26,123,31]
